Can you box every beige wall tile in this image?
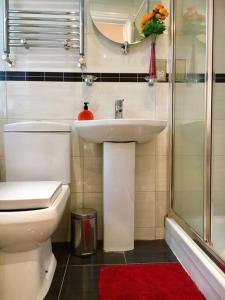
[156,127,169,156]
[135,192,155,228]
[212,156,225,191]
[156,156,169,192]
[83,193,103,238]
[155,192,168,227]
[52,195,71,242]
[72,129,84,158]
[83,142,102,158]
[136,139,155,156]
[135,156,155,192]
[70,193,83,211]
[155,227,165,240]
[71,157,84,193]
[84,157,103,192]
[134,228,155,240]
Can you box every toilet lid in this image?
[0,181,62,210]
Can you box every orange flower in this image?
[141,12,155,28]
[155,13,162,19]
[154,4,164,11]
[159,8,169,16]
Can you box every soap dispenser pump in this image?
[78,102,94,120]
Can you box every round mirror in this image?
[90,0,153,45]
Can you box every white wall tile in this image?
[6,82,83,120]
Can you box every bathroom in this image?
[0,0,225,299]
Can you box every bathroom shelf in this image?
[2,0,85,68]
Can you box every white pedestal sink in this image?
[73,119,166,251]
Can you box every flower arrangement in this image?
[141,4,169,40]
[140,4,169,85]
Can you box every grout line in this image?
[68,260,178,267]
[122,261,178,265]
[68,263,126,267]
[57,254,70,300]
[123,252,128,264]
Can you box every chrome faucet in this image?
[115,99,124,119]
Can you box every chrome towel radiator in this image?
[2,0,85,67]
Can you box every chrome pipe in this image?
[9,30,80,35]
[3,0,9,54]
[8,16,79,22]
[9,24,80,29]
[9,37,79,42]
[9,43,80,49]
[169,0,176,215]
[79,0,84,56]
[204,0,214,244]
[8,10,79,16]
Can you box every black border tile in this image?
[101,73,119,78]
[101,77,119,82]
[6,71,25,81]
[26,71,44,81]
[45,72,63,82]
[138,73,149,82]
[0,71,6,81]
[6,71,224,83]
[216,74,225,83]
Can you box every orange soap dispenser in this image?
[78,102,94,120]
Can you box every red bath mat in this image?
[99,264,205,300]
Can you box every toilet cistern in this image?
[115,99,124,119]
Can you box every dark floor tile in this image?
[44,266,65,300]
[125,240,178,264]
[59,266,100,300]
[52,242,70,266]
[69,242,125,266]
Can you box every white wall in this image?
[0,0,170,241]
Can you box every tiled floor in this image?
[44,240,178,300]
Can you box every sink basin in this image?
[73,119,167,143]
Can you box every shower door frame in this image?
[169,0,225,267]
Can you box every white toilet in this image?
[0,121,71,300]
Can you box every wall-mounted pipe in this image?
[78,0,85,68]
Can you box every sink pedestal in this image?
[73,119,167,252]
[103,142,135,252]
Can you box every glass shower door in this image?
[211,0,225,259]
[172,0,207,237]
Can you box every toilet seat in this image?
[0,181,62,210]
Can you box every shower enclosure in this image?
[170,0,225,264]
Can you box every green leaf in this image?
[142,18,166,37]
